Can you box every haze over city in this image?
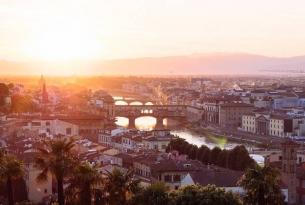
[1,0,305,75]
[1,1,305,205]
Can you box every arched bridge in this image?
[114,97,157,105]
[114,104,186,129]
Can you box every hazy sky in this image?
[1,0,305,62]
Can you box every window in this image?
[66,128,72,135]
[173,175,180,182]
[32,122,41,126]
[184,164,191,168]
[46,121,50,126]
[164,175,171,182]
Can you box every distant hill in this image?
[95,53,305,75]
[1,53,305,75]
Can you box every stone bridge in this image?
[114,104,186,129]
[114,97,157,105]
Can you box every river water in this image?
[113,96,264,164]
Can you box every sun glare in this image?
[24,22,101,61]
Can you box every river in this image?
[113,96,264,164]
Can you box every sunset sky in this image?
[1,0,305,75]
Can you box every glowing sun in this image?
[24,21,101,61]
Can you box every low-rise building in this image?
[22,119,79,136]
[219,103,254,129]
[143,135,172,152]
[242,112,304,137]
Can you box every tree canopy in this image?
[131,182,171,205]
[239,165,285,205]
[167,138,256,171]
[171,185,242,205]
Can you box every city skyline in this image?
[0,1,304,204]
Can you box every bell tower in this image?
[281,140,299,204]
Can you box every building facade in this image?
[219,103,254,129]
[242,113,303,137]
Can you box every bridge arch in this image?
[145,102,154,105]
[115,115,164,130]
[135,116,157,131]
[115,116,129,128]
[113,97,155,106]
[115,100,128,105]
[129,101,143,105]
[114,104,186,130]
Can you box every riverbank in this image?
[183,123,284,149]
[109,92,280,149]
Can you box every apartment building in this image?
[219,103,254,129]
[242,113,304,137]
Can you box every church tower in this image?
[281,140,299,204]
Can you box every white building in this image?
[142,136,171,152]
[242,113,303,137]
[23,119,79,136]
[242,114,256,133]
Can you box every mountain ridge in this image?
[1,53,305,75]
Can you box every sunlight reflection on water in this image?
[114,98,261,163]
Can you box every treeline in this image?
[131,183,242,205]
[0,138,284,205]
[0,83,39,114]
[166,138,256,171]
[132,165,285,205]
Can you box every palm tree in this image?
[104,168,140,205]
[35,138,76,205]
[239,165,285,205]
[65,162,103,205]
[0,154,24,205]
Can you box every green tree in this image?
[11,94,37,113]
[104,168,140,205]
[228,145,255,171]
[0,154,24,205]
[166,138,189,154]
[35,138,76,205]
[239,165,285,205]
[210,147,222,164]
[172,184,241,205]
[131,182,171,205]
[186,144,198,159]
[216,149,229,168]
[166,139,255,171]
[197,145,211,164]
[65,162,103,205]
